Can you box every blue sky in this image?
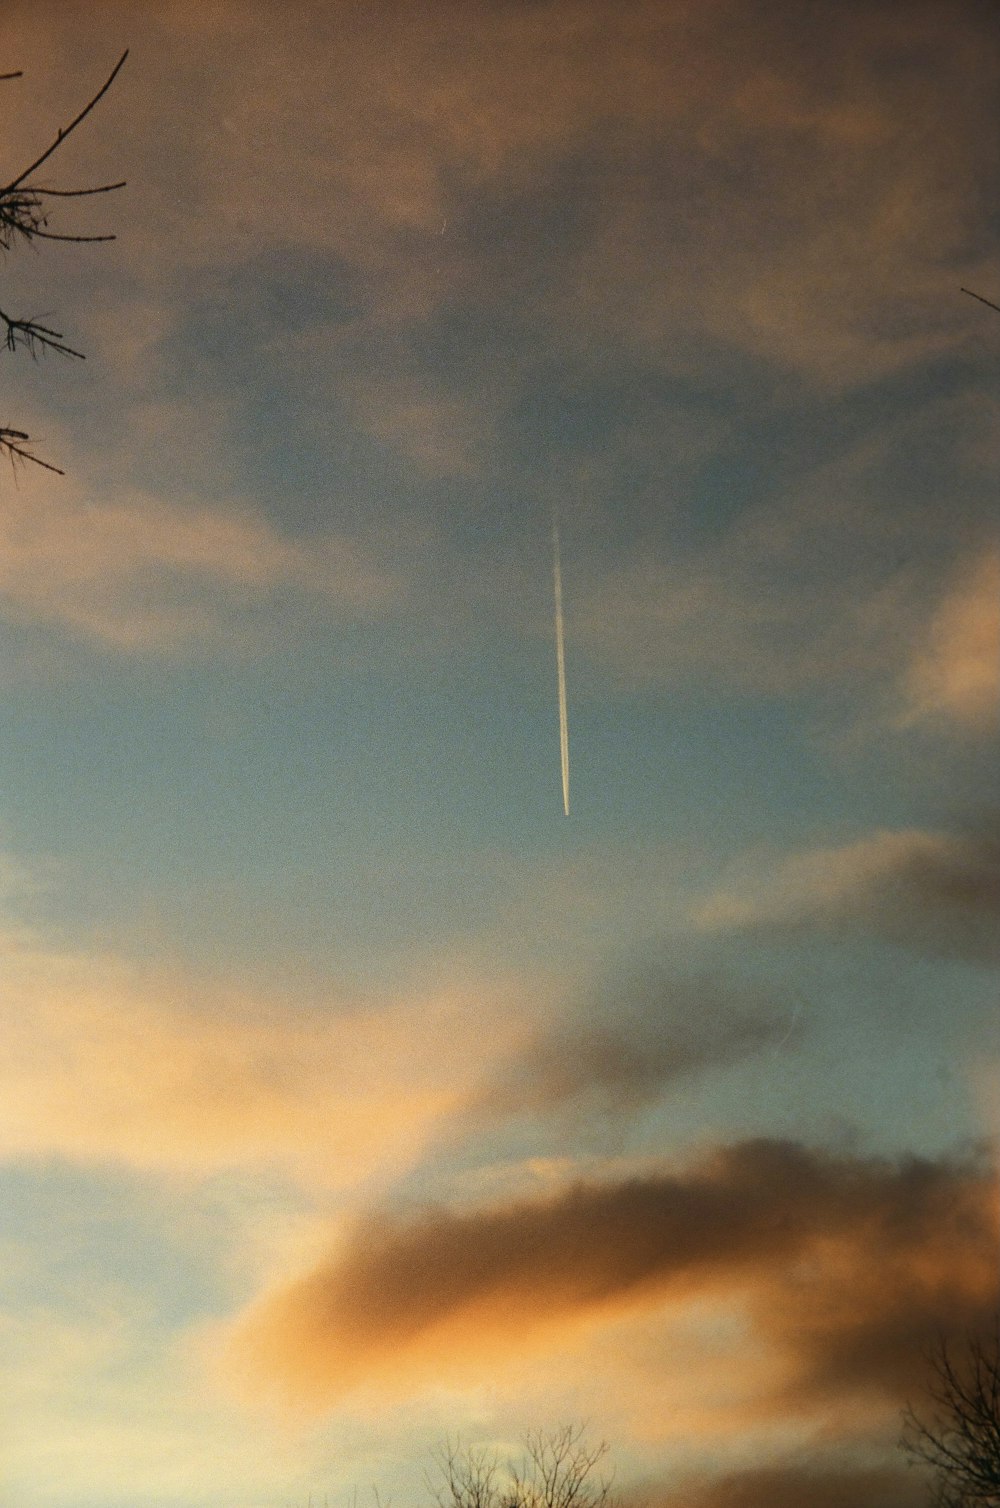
[0,3,998,1506]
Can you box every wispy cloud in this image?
[0,477,402,651]
[5,2,995,700]
[0,1293,345,1508]
[466,973,792,1125]
[694,823,1000,965]
[567,388,996,708]
[13,0,996,413]
[0,923,516,1186]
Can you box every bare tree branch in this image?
[0,305,85,359]
[961,287,1000,316]
[0,427,65,474]
[430,1428,615,1508]
[2,49,128,193]
[19,225,117,243]
[30,181,127,197]
[901,1326,1000,1506]
[1,52,126,472]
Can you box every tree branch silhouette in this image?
[902,1326,1000,1507]
[961,287,1000,316]
[1,50,127,474]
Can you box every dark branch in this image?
[0,182,123,251]
[0,55,128,251]
[3,49,129,193]
[1,54,126,476]
[0,305,85,359]
[961,286,1000,316]
[902,1326,1000,1506]
[30,181,127,197]
[0,427,65,474]
[24,227,116,243]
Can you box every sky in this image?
[0,2,998,1506]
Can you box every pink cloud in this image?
[0,477,402,650]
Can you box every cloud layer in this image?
[4,1,996,710]
[0,8,995,1508]
[230,1139,997,1409]
[648,1461,926,1508]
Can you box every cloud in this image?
[467,973,792,1124]
[564,387,997,705]
[568,546,897,698]
[4,3,994,693]
[648,1461,926,1508]
[228,1138,997,1408]
[900,548,1000,731]
[0,476,402,650]
[0,922,519,1186]
[0,1294,344,1508]
[694,824,1000,964]
[12,0,996,394]
[565,487,909,701]
[341,375,494,477]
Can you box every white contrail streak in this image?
[552,516,570,816]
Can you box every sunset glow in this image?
[1,5,997,1508]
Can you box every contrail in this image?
[552,515,570,816]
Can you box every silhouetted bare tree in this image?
[902,1326,1000,1507]
[431,1428,616,1508]
[1,50,127,474]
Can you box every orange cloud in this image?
[901,548,1000,731]
[5,3,994,689]
[0,923,516,1186]
[228,1139,997,1409]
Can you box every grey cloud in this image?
[645,1462,926,1508]
[469,973,795,1123]
[696,821,1000,965]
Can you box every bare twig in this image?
[0,182,122,250]
[3,49,129,193]
[429,1428,615,1508]
[20,226,117,243]
[0,53,126,474]
[961,287,1000,316]
[0,427,65,474]
[30,181,127,197]
[901,1325,1000,1506]
[0,304,85,358]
